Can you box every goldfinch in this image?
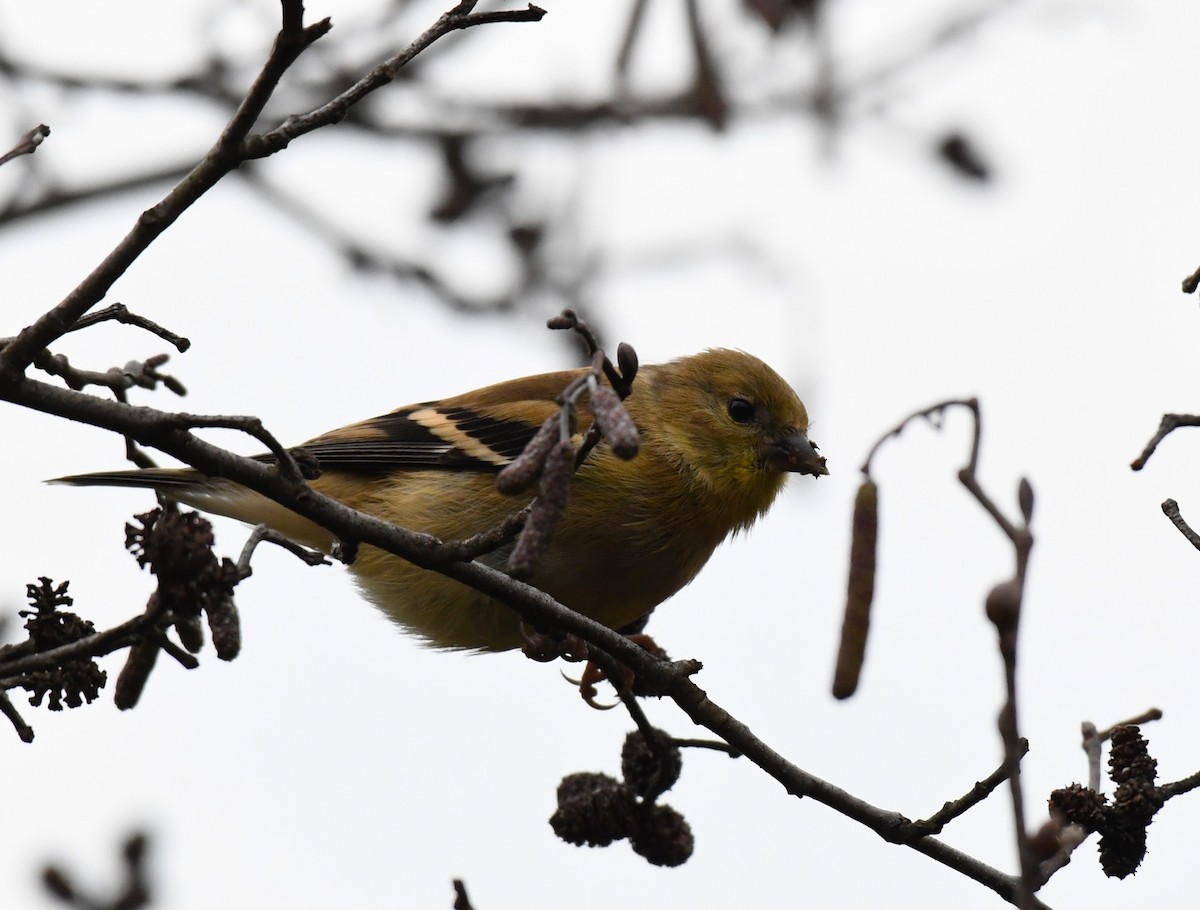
[53,349,826,651]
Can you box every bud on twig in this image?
[985,578,1021,636]
[1018,477,1034,524]
[616,342,639,385]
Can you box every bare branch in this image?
[1131,413,1200,471]
[65,303,191,352]
[236,524,330,580]
[910,739,1030,837]
[243,3,547,159]
[1160,499,1200,551]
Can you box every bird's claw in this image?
[519,623,589,663]
[569,633,663,709]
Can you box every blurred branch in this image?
[41,831,151,910]
[849,0,1022,99]
[0,1,545,379]
[238,165,522,314]
[0,123,49,167]
[452,879,476,910]
[0,5,332,377]
[0,161,195,228]
[242,2,546,159]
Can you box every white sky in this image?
[2,1,1200,908]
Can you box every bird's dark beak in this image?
[763,431,828,477]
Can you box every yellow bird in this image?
[54,349,827,651]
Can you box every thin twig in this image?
[1160,499,1200,551]
[614,0,649,89]
[1131,414,1200,471]
[0,690,35,742]
[160,412,310,484]
[1160,768,1200,801]
[672,737,741,758]
[243,3,547,160]
[0,608,158,681]
[1097,708,1163,742]
[148,628,200,670]
[64,303,191,352]
[910,739,1029,836]
[26,348,185,397]
[0,123,50,167]
[1182,265,1200,295]
[1081,722,1104,793]
[861,397,1039,905]
[439,508,529,561]
[236,524,330,580]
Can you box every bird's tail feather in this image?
[49,468,204,490]
[49,468,336,551]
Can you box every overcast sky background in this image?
[2,1,1200,908]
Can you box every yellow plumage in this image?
[53,349,827,651]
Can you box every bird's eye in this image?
[727,397,756,424]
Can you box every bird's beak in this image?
[763,431,828,477]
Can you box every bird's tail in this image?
[49,468,205,490]
[49,467,336,551]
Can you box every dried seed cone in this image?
[621,729,682,798]
[1108,725,1157,787]
[206,594,242,661]
[175,613,205,654]
[114,639,159,711]
[556,772,621,803]
[550,774,638,847]
[508,439,574,576]
[1099,725,1162,878]
[590,385,640,459]
[1049,783,1108,831]
[631,804,694,867]
[1099,822,1149,879]
[496,414,560,494]
[832,479,878,699]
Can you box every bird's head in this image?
[642,349,827,523]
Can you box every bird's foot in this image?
[519,623,589,663]
[570,633,665,710]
